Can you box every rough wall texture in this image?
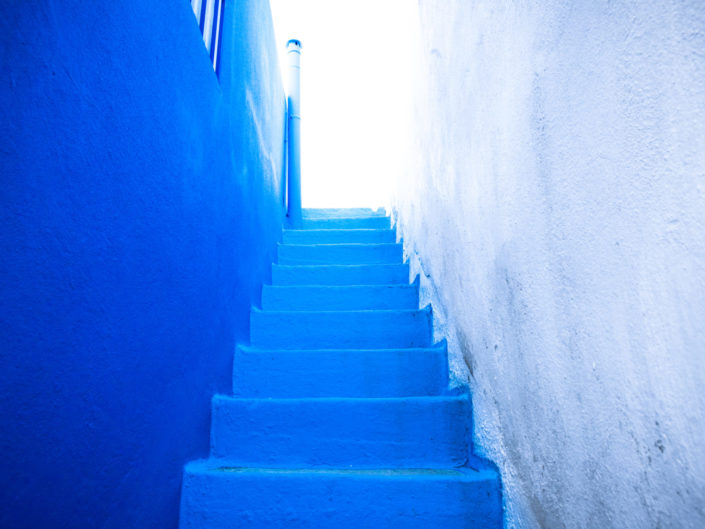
[0,1,285,527]
[393,1,705,527]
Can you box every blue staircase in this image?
[179,208,502,528]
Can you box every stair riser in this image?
[211,395,470,467]
[278,243,402,265]
[302,217,391,229]
[181,465,502,529]
[233,346,449,398]
[250,308,432,349]
[283,229,396,244]
[272,264,409,286]
[261,284,418,311]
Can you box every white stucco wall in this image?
[393,1,705,527]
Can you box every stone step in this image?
[302,207,387,218]
[283,228,396,244]
[180,460,502,529]
[302,216,391,229]
[261,282,418,311]
[250,307,432,349]
[232,343,449,398]
[210,394,470,468]
[272,263,410,286]
[277,243,403,265]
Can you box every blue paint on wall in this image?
[0,1,286,528]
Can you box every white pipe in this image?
[286,39,302,227]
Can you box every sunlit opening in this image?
[269,1,417,208]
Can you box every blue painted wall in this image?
[0,1,286,527]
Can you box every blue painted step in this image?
[250,307,432,349]
[272,263,409,285]
[302,216,390,229]
[278,242,403,265]
[303,207,386,218]
[181,461,502,529]
[283,228,396,244]
[233,343,449,398]
[210,394,470,468]
[261,283,418,310]
[178,207,502,528]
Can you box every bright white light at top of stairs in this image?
[269,0,418,208]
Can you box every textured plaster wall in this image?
[393,1,705,527]
[0,1,285,527]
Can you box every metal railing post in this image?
[286,39,302,227]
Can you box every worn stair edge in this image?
[180,459,502,529]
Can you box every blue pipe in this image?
[286,39,302,227]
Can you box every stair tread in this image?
[237,343,443,353]
[254,307,425,313]
[303,216,388,221]
[273,263,406,266]
[263,283,416,290]
[284,228,393,232]
[187,460,498,480]
[216,393,464,403]
[302,208,387,218]
[279,242,400,247]
[273,263,407,269]
[284,229,393,234]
